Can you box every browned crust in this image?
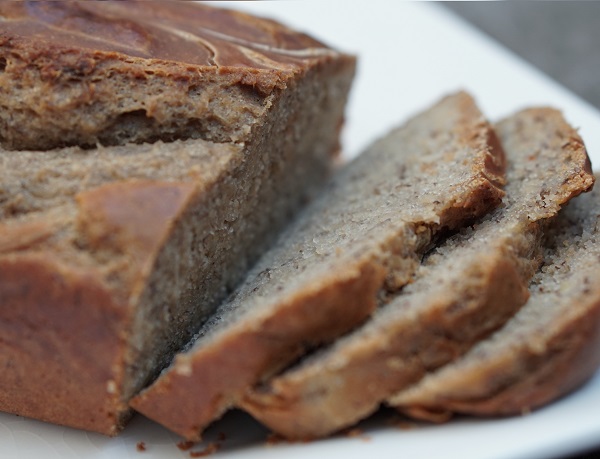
[130,259,387,441]
[481,123,507,187]
[0,180,197,435]
[76,179,197,297]
[0,254,127,435]
[461,94,506,190]
[239,249,530,439]
[437,175,504,232]
[0,218,63,253]
[2,1,332,65]
[401,295,600,420]
[77,180,197,257]
[421,92,506,233]
[0,1,338,88]
[0,1,355,151]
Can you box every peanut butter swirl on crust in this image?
[0,1,357,435]
[0,1,354,151]
[0,1,334,69]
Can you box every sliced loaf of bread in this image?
[390,180,600,419]
[0,2,355,435]
[130,92,506,441]
[240,108,594,439]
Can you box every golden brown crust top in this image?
[76,180,196,263]
[0,1,337,70]
[0,2,355,150]
[75,180,198,300]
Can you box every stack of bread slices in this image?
[133,91,599,441]
[1,1,599,443]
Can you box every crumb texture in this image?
[131,91,506,441]
[238,107,593,439]
[390,178,600,419]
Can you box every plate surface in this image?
[2,2,599,459]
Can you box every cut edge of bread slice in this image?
[239,107,594,440]
[130,91,506,441]
[390,183,600,420]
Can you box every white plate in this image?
[2,2,599,459]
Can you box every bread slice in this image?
[390,181,600,419]
[131,91,506,441]
[240,108,594,439]
[0,2,355,435]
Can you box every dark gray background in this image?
[444,3,599,459]
[445,2,600,110]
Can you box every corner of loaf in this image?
[0,1,355,435]
[0,1,356,151]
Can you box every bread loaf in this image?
[131,92,506,441]
[390,179,600,419]
[240,108,594,439]
[0,1,355,435]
